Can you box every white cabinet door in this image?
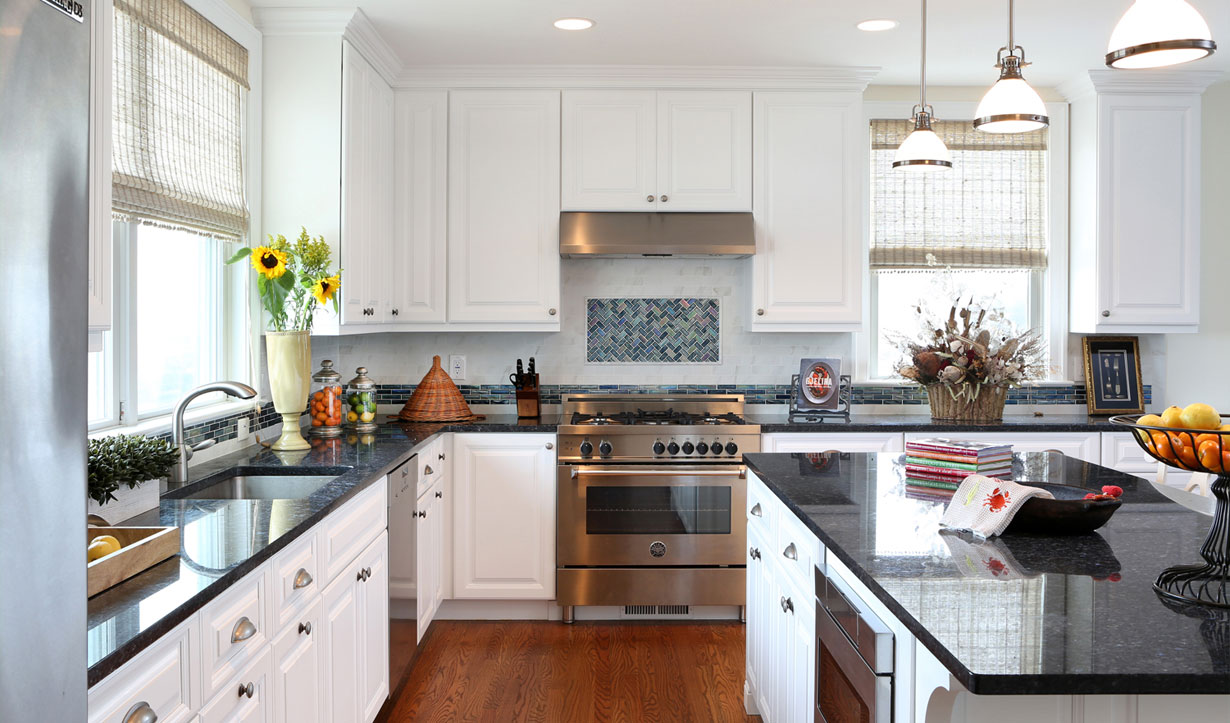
[752,92,862,330]
[763,433,905,454]
[452,433,556,599]
[357,532,390,723]
[904,431,1102,464]
[781,576,815,723]
[746,524,775,719]
[656,91,752,211]
[391,91,448,323]
[271,596,323,723]
[321,561,362,723]
[416,479,440,643]
[448,91,561,326]
[561,90,657,211]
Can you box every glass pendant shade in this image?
[974,74,1049,133]
[1107,0,1216,68]
[892,119,952,171]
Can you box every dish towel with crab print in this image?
[939,475,1054,538]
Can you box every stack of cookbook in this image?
[904,438,1013,499]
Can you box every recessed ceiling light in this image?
[554,18,595,31]
[857,19,899,32]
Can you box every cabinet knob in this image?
[780,596,794,614]
[439,452,446,460]
[417,510,427,518]
[749,546,760,560]
[545,442,554,450]
[123,702,157,723]
[237,681,254,699]
[364,566,372,579]
[435,490,442,498]
[782,542,798,561]
[293,568,313,590]
[756,308,765,316]
[646,195,656,202]
[299,621,312,635]
[1102,310,1110,317]
[391,309,399,317]
[357,569,366,581]
[230,616,257,644]
[549,308,557,316]
[659,195,669,202]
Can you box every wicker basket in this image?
[926,383,1008,422]
[396,355,479,422]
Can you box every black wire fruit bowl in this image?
[1111,413,1230,607]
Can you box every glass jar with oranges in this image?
[309,360,345,438]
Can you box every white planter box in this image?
[87,478,161,524]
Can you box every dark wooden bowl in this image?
[1003,482,1122,535]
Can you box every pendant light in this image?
[974,0,1048,133]
[893,0,952,170]
[1106,0,1217,68]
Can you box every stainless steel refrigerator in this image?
[0,0,91,718]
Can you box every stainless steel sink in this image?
[181,474,338,500]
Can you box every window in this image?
[88,0,252,430]
[869,118,1050,379]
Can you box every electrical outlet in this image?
[449,354,466,381]
[237,417,250,440]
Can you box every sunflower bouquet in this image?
[227,227,341,332]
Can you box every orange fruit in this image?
[1193,433,1220,448]
[1152,432,1176,461]
[1176,443,1199,469]
[1200,447,1226,473]
[313,391,324,401]
[311,418,323,427]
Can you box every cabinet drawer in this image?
[270,527,320,631]
[773,505,819,589]
[746,472,776,533]
[197,644,273,723]
[1102,432,1156,472]
[88,617,199,723]
[200,565,269,702]
[321,480,387,584]
[417,438,444,497]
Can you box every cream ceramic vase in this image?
[266,330,312,451]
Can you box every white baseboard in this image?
[427,600,745,622]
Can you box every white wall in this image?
[311,257,850,386]
[1166,79,1230,411]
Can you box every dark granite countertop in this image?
[743,452,1230,696]
[87,416,557,686]
[747,412,1124,433]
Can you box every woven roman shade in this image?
[870,119,1048,270]
[112,0,250,240]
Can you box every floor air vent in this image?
[622,605,691,618]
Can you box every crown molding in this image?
[343,10,402,86]
[252,7,354,36]
[393,65,881,91]
[1059,69,1226,100]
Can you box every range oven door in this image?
[557,465,746,567]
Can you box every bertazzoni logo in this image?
[42,0,85,23]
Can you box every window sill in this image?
[88,398,264,441]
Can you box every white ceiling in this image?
[248,0,1230,87]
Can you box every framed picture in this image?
[1082,336,1144,415]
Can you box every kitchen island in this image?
[742,451,1230,723]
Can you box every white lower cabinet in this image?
[271,596,323,723]
[197,645,273,723]
[416,475,448,642]
[322,531,389,723]
[763,432,904,454]
[452,433,557,599]
[88,617,200,723]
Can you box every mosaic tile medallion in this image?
[586,298,721,364]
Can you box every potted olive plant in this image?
[87,434,179,523]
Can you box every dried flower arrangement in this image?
[886,297,1048,414]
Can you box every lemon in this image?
[87,535,121,562]
[1181,402,1222,430]
[359,411,375,423]
[347,411,359,423]
[1160,405,1186,429]
[1135,413,1163,442]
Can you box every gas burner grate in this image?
[570,409,748,426]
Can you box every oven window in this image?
[819,644,870,723]
[586,486,732,535]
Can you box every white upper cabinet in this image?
[751,91,863,331]
[448,90,561,326]
[1065,71,1220,334]
[562,90,657,210]
[391,91,448,323]
[561,90,751,211]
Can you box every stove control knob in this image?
[712,441,724,456]
[599,441,613,457]
[681,441,695,455]
[696,441,709,455]
[652,441,666,455]
[667,441,680,455]
[724,442,739,456]
[579,441,593,456]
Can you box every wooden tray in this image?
[1003,483,1122,536]
[87,525,180,598]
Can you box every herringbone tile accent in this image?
[586,298,720,364]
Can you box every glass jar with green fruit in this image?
[345,366,379,433]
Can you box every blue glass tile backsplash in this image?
[586,298,720,364]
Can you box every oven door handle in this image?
[570,468,746,479]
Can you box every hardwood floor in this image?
[382,621,758,722]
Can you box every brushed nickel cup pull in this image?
[293,568,313,590]
[782,542,798,561]
[750,503,762,517]
[123,702,157,723]
[237,681,254,699]
[659,195,669,202]
[230,616,257,644]
[299,621,312,635]
[424,465,434,475]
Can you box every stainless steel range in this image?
[556,394,760,622]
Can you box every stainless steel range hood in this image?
[559,212,755,258]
